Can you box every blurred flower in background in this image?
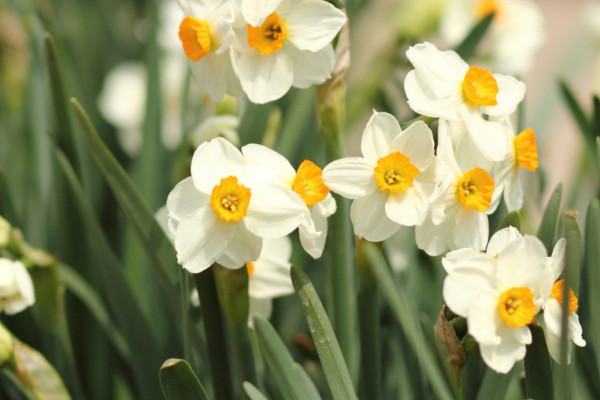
[0,259,35,315]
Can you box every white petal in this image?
[486,226,523,256]
[549,238,567,282]
[503,170,523,211]
[314,194,336,217]
[232,48,294,104]
[245,184,306,238]
[190,137,246,193]
[322,158,377,199]
[568,313,586,347]
[299,206,328,259]
[385,185,429,226]
[351,192,400,242]
[249,259,294,299]
[404,71,464,121]
[415,213,452,256]
[242,143,296,185]
[452,210,488,252]
[496,235,548,291]
[285,0,346,52]
[479,324,529,373]
[217,224,263,269]
[6,262,35,314]
[174,209,234,273]
[467,295,502,346]
[166,177,206,223]
[389,120,435,171]
[288,45,335,89]
[248,297,273,327]
[190,51,231,101]
[482,75,526,118]
[241,0,282,26]
[361,111,400,163]
[460,106,512,162]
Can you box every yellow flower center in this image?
[210,176,251,222]
[497,287,537,327]
[374,152,420,193]
[473,0,504,21]
[514,128,539,171]
[550,279,579,316]
[462,66,499,107]
[179,16,212,61]
[456,168,494,212]
[247,12,286,55]
[246,261,255,278]
[292,160,330,206]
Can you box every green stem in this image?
[193,268,234,400]
[356,238,381,400]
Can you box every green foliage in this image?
[159,359,209,400]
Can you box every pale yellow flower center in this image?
[210,176,251,222]
[179,16,212,61]
[497,287,537,327]
[514,128,539,171]
[473,0,504,21]
[247,13,287,55]
[462,66,499,107]
[374,152,420,193]
[456,168,494,212]
[550,279,579,316]
[292,160,330,206]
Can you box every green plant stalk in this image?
[524,325,554,400]
[585,199,600,372]
[180,269,192,363]
[356,238,381,400]
[317,78,358,379]
[193,268,234,400]
[213,264,258,394]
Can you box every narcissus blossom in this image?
[323,111,436,242]
[442,227,552,373]
[242,144,336,259]
[0,258,35,315]
[404,41,525,161]
[416,121,499,255]
[178,0,242,100]
[231,0,347,103]
[166,137,307,273]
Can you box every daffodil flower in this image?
[0,258,35,315]
[230,0,347,103]
[442,227,552,373]
[404,41,526,161]
[178,0,242,100]
[322,111,436,242]
[416,121,500,255]
[166,137,307,273]
[241,144,336,259]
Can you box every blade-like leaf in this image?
[524,326,554,400]
[559,80,590,141]
[454,13,494,61]
[159,359,208,400]
[495,210,521,232]
[475,368,515,400]
[537,183,563,253]
[290,265,357,400]
[585,199,600,371]
[0,168,17,224]
[362,243,457,400]
[243,382,269,400]
[253,314,322,400]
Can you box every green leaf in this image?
[585,199,600,372]
[69,98,180,306]
[475,368,515,400]
[559,80,590,142]
[454,13,494,61]
[537,183,563,253]
[0,168,17,224]
[54,148,164,400]
[290,265,357,400]
[495,210,521,232]
[253,314,322,400]
[361,243,457,400]
[243,382,269,400]
[159,359,208,400]
[524,326,554,400]
[591,95,600,146]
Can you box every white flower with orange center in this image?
[177,0,242,100]
[242,144,336,259]
[416,121,499,255]
[493,126,539,211]
[0,258,35,315]
[322,111,436,242]
[230,0,346,103]
[442,227,552,373]
[440,0,544,75]
[166,137,307,273]
[404,41,526,161]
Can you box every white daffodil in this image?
[178,0,242,101]
[540,238,586,364]
[442,227,552,373]
[440,0,544,75]
[416,121,499,255]
[166,137,307,273]
[231,0,346,104]
[0,216,10,247]
[492,127,539,211]
[0,258,35,315]
[190,114,240,148]
[242,144,335,259]
[323,111,436,242]
[404,41,526,161]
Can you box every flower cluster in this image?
[443,227,585,373]
[177,0,347,103]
